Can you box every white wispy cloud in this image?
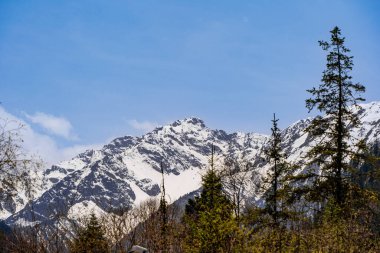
[0,107,102,167]
[128,119,158,133]
[24,112,77,140]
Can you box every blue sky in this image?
[1,0,379,163]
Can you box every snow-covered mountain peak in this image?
[351,101,380,142]
[3,103,380,225]
[178,117,205,126]
[104,135,138,152]
[358,101,380,122]
[360,101,380,110]
[168,117,206,132]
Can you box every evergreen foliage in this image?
[183,146,237,252]
[159,161,168,252]
[303,26,366,209]
[262,113,292,227]
[69,213,109,253]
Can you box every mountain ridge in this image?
[2,102,380,225]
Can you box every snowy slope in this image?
[4,101,380,225]
[5,117,267,224]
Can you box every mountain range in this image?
[2,101,380,226]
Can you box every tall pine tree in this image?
[305,26,365,208]
[159,161,168,252]
[263,113,291,227]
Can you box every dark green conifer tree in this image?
[159,161,168,252]
[183,145,236,252]
[304,26,365,208]
[263,113,291,227]
[69,213,109,253]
